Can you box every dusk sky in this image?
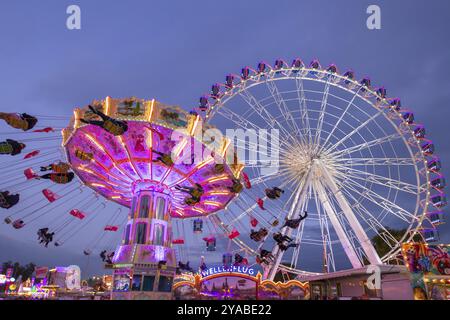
[0,0,449,277]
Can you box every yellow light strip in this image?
[206,190,231,196]
[145,127,153,179]
[191,207,205,214]
[146,99,155,121]
[105,96,111,116]
[73,109,80,129]
[189,115,200,135]
[205,174,229,183]
[91,183,107,188]
[203,201,222,208]
[196,157,214,170]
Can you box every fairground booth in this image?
[402,243,450,300]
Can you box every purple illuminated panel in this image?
[65,122,238,219]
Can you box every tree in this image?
[0,261,36,281]
[366,228,423,264]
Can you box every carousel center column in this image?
[110,181,176,300]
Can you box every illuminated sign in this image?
[65,265,81,290]
[201,265,256,277]
[0,274,6,284]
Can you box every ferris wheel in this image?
[200,58,447,279]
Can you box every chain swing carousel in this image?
[61,98,243,300]
[0,97,243,300]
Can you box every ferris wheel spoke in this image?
[314,80,331,146]
[326,109,384,153]
[320,88,362,151]
[239,89,299,144]
[339,188,404,253]
[315,194,337,273]
[336,167,421,194]
[329,133,401,157]
[341,178,420,223]
[218,105,292,152]
[295,76,312,144]
[335,157,415,166]
[265,80,302,138]
[218,105,262,131]
[249,168,290,187]
[231,136,290,159]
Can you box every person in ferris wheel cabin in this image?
[0,191,20,209]
[36,172,75,184]
[282,211,308,229]
[0,139,26,156]
[80,105,128,136]
[265,187,284,200]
